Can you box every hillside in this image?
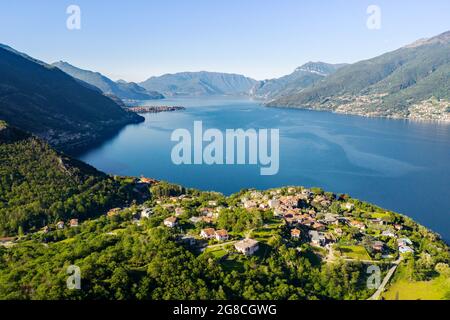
[251,62,346,100]
[0,44,144,152]
[140,71,258,97]
[267,31,450,121]
[0,123,140,236]
[0,180,448,300]
[52,61,164,100]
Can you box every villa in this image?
[70,219,79,227]
[164,216,178,228]
[235,239,259,256]
[291,228,301,239]
[215,229,229,241]
[200,228,216,239]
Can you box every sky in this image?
[0,0,449,82]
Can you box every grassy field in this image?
[383,267,450,300]
[204,247,228,259]
[338,245,372,260]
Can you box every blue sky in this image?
[0,0,449,81]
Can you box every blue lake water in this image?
[79,97,450,242]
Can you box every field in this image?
[382,267,450,300]
[338,245,372,260]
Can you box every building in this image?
[70,219,79,227]
[349,220,366,230]
[180,235,196,246]
[382,230,396,238]
[215,229,229,241]
[141,208,152,219]
[372,241,385,252]
[175,207,185,216]
[399,246,414,254]
[309,230,326,247]
[291,228,301,239]
[268,199,280,208]
[164,216,178,228]
[200,228,216,239]
[189,216,202,224]
[56,221,65,229]
[235,239,259,256]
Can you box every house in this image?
[175,207,185,216]
[398,238,413,247]
[268,199,280,208]
[139,177,157,185]
[382,230,396,238]
[309,230,326,247]
[372,241,385,252]
[200,228,216,239]
[343,203,355,211]
[370,218,386,226]
[42,226,50,234]
[208,200,218,207]
[349,220,366,230]
[141,208,152,219]
[399,246,414,254]
[243,200,258,209]
[164,216,178,228]
[394,224,403,231]
[189,216,202,224]
[201,216,214,224]
[312,222,326,231]
[56,221,65,229]
[180,235,196,246]
[215,229,229,241]
[234,239,259,256]
[70,219,79,227]
[291,228,301,239]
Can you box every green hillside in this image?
[0,123,137,236]
[0,44,143,152]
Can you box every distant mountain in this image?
[140,71,258,97]
[267,31,450,121]
[0,44,144,152]
[0,122,136,236]
[251,62,346,100]
[52,61,164,100]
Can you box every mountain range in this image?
[52,61,164,101]
[267,31,450,121]
[0,44,143,153]
[250,62,347,100]
[139,71,258,97]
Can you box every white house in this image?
[200,228,216,239]
[215,229,229,241]
[164,216,178,228]
[234,239,259,255]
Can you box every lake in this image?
[78,97,450,242]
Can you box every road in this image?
[368,257,402,300]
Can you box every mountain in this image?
[251,62,346,100]
[52,61,164,100]
[0,44,144,152]
[267,31,450,121]
[0,122,138,236]
[140,71,258,97]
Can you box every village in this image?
[100,181,417,266]
[0,179,417,267]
